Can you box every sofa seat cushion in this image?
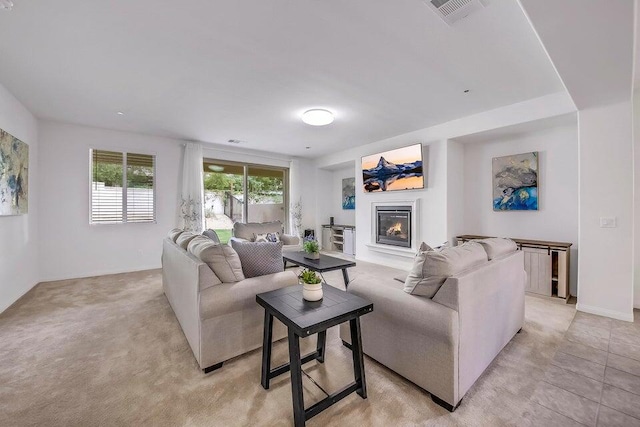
[474,238,517,260]
[176,231,198,249]
[188,237,245,283]
[168,228,184,242]
[234,221,283,241]
[199,271,298,319]
[230,240,284,278]
[404,241,488,298]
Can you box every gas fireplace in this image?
[376,206,412,248]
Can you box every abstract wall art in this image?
[492,152,538,211]
[342,177,355,210]
[0,128,29,215]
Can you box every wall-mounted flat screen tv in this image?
[361,143,424,192]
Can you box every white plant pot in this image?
[302,282,323,301]
[303,251,320,260]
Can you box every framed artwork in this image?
[342,177,355,210]
[492,152,538,211]
[361,143,424,192]
[0,129,29,215]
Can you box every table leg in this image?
[316,330,327,363]
[260,310,274,390]
[288,328,306,427]
[349,317,367,399]
[342,268,350,287]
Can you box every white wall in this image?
[462,123,579,294]
[0,83,39,313]
[577,101,634,321]
[38,121,182,281]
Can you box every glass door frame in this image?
[203,158,290,232]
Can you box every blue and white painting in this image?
[493,152,538,211]
[0,129,29,215]
[342,177,355,210]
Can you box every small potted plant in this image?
[303,236,320,260]
[299,268,323,301]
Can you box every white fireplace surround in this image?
[366,199,420,258]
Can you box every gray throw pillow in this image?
[230,240,284,278]
[473,238,517,260]
[168,228,184,242]
[202,229,221,244]
[404,241,488,298]
[188,238,245,283]
[176,231,198,250]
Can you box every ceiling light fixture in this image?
[301,109,334,126]
[0,1,14,11]
[116,111,124,115]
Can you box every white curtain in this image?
[179,142,204,233]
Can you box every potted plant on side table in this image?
[299,269,323,301]
[303,237,320,260]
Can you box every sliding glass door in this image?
[203,159,288,243]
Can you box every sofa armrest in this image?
[347,280,458,341]
[281,234,300,245]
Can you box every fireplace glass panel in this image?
[376,207,411,248]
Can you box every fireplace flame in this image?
[387,222,404,235]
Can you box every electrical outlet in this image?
[599,217,617,228]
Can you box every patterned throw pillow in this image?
[254,232,281,243]
[230,240,284,278]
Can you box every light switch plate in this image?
[600,217,617,228]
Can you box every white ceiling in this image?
[0,0,563,157]
[520,0,634,109]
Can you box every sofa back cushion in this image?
[188,237,245,283]
[474,238,517,260]
[404,241,488,298]
[233,221,283,241]
[176,231,198,249]
[168,228,184,243]
[230,240,284,278]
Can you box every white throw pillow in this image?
[176,231,198,250]
[473,238,517,260]
[404,241,488,298]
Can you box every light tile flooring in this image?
[530,310,640,426]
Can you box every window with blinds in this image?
[90,149,155,224]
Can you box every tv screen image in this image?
[361,143,424,192]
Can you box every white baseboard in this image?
[576,302,634,322]
[40,264,161,283]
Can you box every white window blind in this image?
[90,149,155,224]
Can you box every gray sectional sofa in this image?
[229,220,301,252]
[162,230,298,372]
[340,240,525,411]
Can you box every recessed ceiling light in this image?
[305,146,311,149]
[463,89,470,93]
[301,109,334,126]
[116,111,124,115]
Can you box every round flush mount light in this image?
[116,111,124,115]
[301,109,334,126]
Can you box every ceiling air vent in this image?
[424,0,488,26]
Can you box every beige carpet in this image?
[0,263,583,426]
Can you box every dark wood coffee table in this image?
[256,284,373,427]
[283,252,356,287]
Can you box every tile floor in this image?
[530,310,640,426]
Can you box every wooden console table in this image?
[456,235,572,302]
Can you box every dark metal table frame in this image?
[257,286,372,427]
[282,252,356,287]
